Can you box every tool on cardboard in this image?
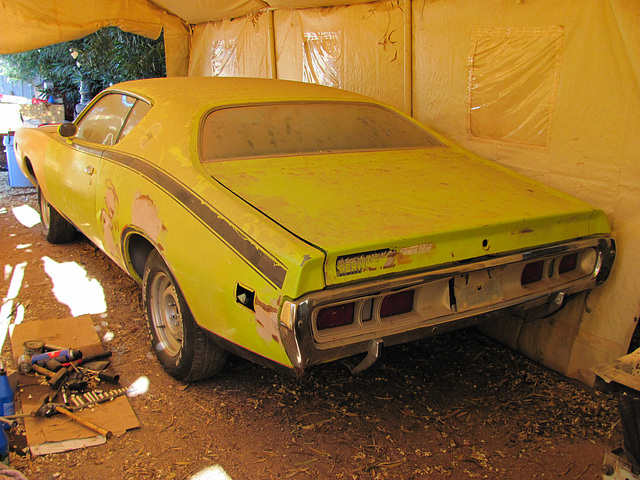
[32,365,69,390]
[33,393,113,439]
[31,349,82,367]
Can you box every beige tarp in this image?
[149,0,377,24]
[188,0,640,385]
[0,0,189,77]
[149,0,268,25]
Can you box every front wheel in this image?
[143,250,227,382]
[38,187,76,244]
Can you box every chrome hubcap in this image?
[149,272,183,357]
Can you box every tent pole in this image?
[403,0,413,116]
[268,9,278,79]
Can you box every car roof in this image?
[109,77,375,109]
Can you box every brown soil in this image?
[0,171,623,480]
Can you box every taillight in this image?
[317,303,354,330]
[559,253,577,274]
[521,261,544,286]
[380,290,414,318]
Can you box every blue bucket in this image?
[3,133,32,188]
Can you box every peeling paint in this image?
[300,254,312,267]
[100,179,119,257]
[254,296,281,344]
[132,192,165,242]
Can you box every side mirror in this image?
[58,122,78,138]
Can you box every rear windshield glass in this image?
[200,102,441,162]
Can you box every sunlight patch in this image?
[6,262,27,301]
[127,376,150,397]
[0,262,27,350]
[12,205,41,228]
[41,256,106,316]
[189,465,234,480]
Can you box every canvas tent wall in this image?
[1,0,638,385]
[181,0,640,385]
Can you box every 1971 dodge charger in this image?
[14,77,615,381]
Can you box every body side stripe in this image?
[102,150,287,289]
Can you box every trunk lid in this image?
[204,147,610,286]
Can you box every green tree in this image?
[0,27,165,119]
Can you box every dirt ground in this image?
[0,169,624,480]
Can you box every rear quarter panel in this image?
[94,111,325,370]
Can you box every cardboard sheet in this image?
[9,315,139,455]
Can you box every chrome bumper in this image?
[279,236,615,376]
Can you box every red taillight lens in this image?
[521,261,544,286]
[317,303,354,330]
[380,290,414,318]
[559,253,577,274]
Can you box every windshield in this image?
[200,102,441,162]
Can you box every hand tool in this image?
[32,365,68,389]
[33,394,112,439]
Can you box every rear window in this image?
[200,102,441,162]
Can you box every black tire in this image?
[38,187,76,244]
[143,250,227,381]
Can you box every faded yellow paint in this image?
[206,147,611,285]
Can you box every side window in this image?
[76,94,136,146]
[119,100,152,141]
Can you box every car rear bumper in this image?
[279,236,616,376]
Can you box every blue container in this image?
[0,428,7,465]
[3,133,32,188]
[0,369,14,430]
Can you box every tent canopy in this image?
[1,0,639,387]
[0,1,374,75]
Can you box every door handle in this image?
[85,165,95,175]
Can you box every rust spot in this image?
[395,252,412,266]
[519,228,534,234]
[254,297,278,314]
[254,295,281,344]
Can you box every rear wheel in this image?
[38,187,76,244]
[143,250,227,381]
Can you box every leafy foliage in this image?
[0,27,165,119]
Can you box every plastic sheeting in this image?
[188,0,640,385]
[468,27,564,148]
[189,13,271,78]
[277,4,405,110]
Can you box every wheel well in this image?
[23,156,36,181]
[127,234,155,280]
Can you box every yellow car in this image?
[14,77,616,381]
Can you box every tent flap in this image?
[0,0,165,54]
